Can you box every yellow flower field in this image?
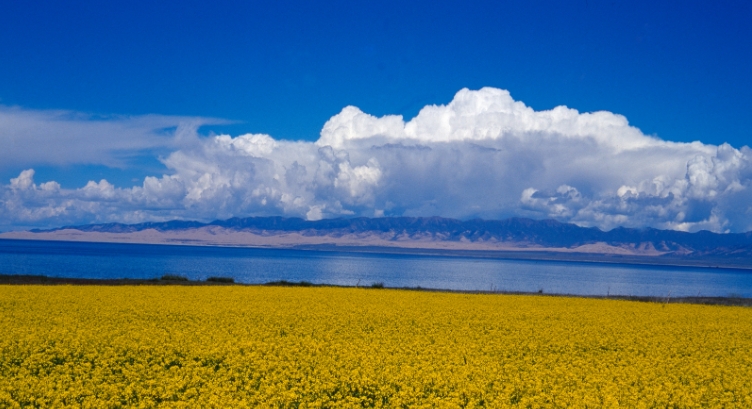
[1,286,751,408]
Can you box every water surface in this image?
[1,239,750,297]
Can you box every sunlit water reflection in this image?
[1,239,750,298]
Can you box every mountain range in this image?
[2,216,751,268]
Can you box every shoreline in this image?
[3,236,752,271]
[295,244,752,271]
[2,274,750,307]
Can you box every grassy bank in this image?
[1,273,750,307]
[1,286,751,407]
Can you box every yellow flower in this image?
[0,285,750,407]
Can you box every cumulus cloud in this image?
[2,87,752,232]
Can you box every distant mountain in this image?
[28,216,752,259]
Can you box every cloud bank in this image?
[3,88,752,232]
[0,105,228,169]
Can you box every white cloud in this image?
[0,105,228,169]
[2,87,752,233]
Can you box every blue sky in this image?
[2,1,752,232]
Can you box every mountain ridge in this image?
[26,216,752,257]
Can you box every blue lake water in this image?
[1,239,751,298]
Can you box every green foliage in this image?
[206,277,234,283]
[265,280,314,287]
[160,274,188,281]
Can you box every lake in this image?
[1,239,750,298]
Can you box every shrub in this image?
[161,274,189,281]
[371,282,385,289]
[206,276,234,283]
[265,280,314,287]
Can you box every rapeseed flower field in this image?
[1,286,751,408]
